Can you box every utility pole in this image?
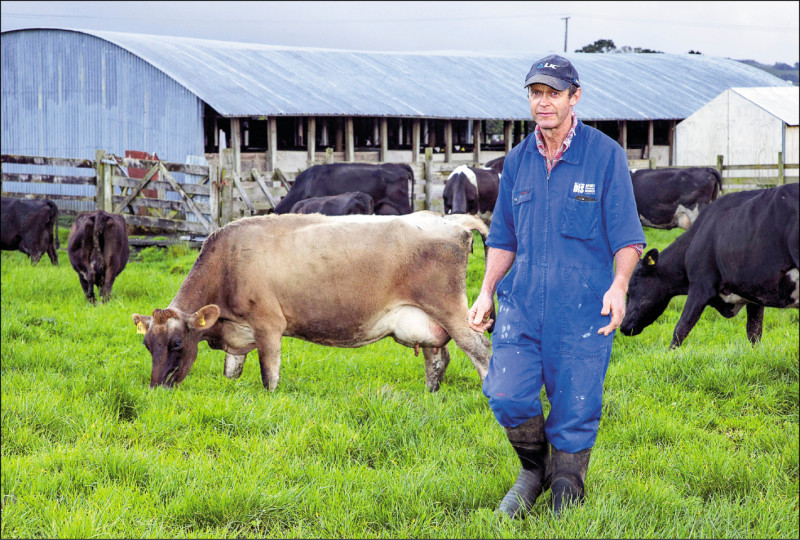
[562,16,570,53]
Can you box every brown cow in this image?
[132,211,492,392]
[1,197,60,265]
[68,210,130,303]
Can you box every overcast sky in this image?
[1,1,798,65]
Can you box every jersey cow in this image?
[132,212,492,392]
[631,167,722,229]
[290,191,375,215]
[68,210,130,303]
[1,197,60,265]
[274,163,414,215]
[620,183,799,348]
[442,165,500,222]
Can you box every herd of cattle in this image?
[2,158,798,390]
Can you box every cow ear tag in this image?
[645,255,656,266]
[136,321,147,334]
[197,315,206,327]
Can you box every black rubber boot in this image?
[546,446,591,518]
[496,415,548,518]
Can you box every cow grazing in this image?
[132,211,492,392]
[68,210,130,303]
[442,164,500,222]
[289,191,375,215]
[1,197,60,265]
[273,162,414,216]
[631,167,722,230]
[620,183,799,348]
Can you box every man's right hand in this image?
[468,292,495,333]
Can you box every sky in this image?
[1,1,798,66]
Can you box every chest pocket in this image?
[512,189,533,237]
[561,196,599,240]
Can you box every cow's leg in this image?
[253,330,283,391]
[78,273,96,304]
[47,237,58,266]
[745,304,764,345]
[444,324,491,382]
[670,286,714,349]
[223,353,248,379]
[422,346,450,392]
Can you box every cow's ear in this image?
[132,313,152,334]
[189,304,220,331]
[643,248,659,267]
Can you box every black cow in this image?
[620,183,799,348]
[485,156,505,175]
[290,191,375,215]
[631,167,722,230]
[274,163,414,215]
[67,210,130,304]
[442,165,500,221]
[1,197,60,265]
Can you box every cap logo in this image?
[539,62,560,69]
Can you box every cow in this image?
[620,183,799,349]
[289,191,375,215]
[442,164,500,222]
[273,162,414,216]
[485,156,505,175]
[132,211,493,393]
[631,167,722,230]
[67,210,130,304]
[1,197,60,265]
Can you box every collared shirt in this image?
[534,111,643,258]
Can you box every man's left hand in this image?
[598,285,627,336]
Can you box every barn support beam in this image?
[307,116,316,167]
[345,117,355,162]
[380,118,388,162]
[619,120,628,154]
[445,120,453,163]
[668,120,675,166]
[267,117,277,172]
[335,118,343,153]
[473,120,482,165]
[504,121,513,154]
[230,117,241,175]
[645,120,654,159]
[412,119,421,163]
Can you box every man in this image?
[468,54,645,518]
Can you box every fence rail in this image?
[3,151,797,239]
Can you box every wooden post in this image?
[504,121,513,154]
[472,120,482,165]
[668,120,675,166]
[646,120,654,160]
[335,118,343,153]
[307,116,316,167]
[345,117,355,162]
[412,119,421,163]
[778,151,784,185]
[267,117,277,172]
[220,148,234,226]
[94,149,105,211]
[424,147,433,211]
[208,163,220,229]
[102,154,113,212]
[444,120,452,163]
[620,120,628,154]
[231,118,241,176]
[380,118,388,162]
[716,155,724,193]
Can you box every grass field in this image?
[1,225,798,538]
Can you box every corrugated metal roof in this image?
[3,28,793,121]
[731,87,799,126]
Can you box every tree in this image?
[575,39,616,53]
[688,50,702,55]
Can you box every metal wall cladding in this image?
[1,29,204,212]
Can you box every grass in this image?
[1,226,798,538]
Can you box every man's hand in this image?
[468,292,495,333]
[598,284,627,336]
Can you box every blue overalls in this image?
[483,121,645,454]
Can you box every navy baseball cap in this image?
[524,54,580,91]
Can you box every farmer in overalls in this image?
[468,54,646,518]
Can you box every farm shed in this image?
[1,27,792,213]
[675,86,799,178]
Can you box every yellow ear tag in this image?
[646,256,656,266]
[198,315,205,327]
[136,321,147,334]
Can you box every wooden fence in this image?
[3,150,797,239]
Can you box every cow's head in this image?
[620,249,673,337]
[132,305,220,388]
[443,172,478,215]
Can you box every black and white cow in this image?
[631,167,722,230]
[485,156,505,175]
[1,197,60,265]
[289,191,375,215]
[620,183,799,348]
[274,163,414,215]
[442,164,500,222]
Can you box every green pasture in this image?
[1,226,798,538]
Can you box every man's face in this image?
[528,83,581,131]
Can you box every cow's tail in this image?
[93,212,106,274]
[710,167,723,200]
[49,200,60,250]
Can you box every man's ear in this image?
[132,313,152,334]
[189,304,221,331]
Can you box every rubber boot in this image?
[496,415,548,518]
[546,446,591,518]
